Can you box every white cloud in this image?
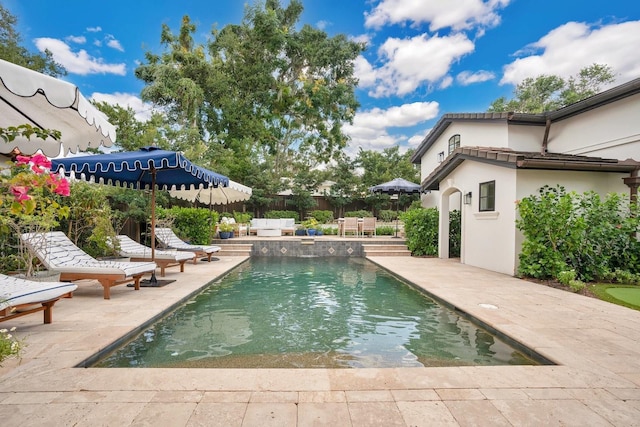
[456,70,495,85]
[87,26,102,33]
[501,20,640,86]
[316,20,330,31]
[105,35,124,52]
[90,92,154,122]
[365,0,510,33]
[34,37,126,76]
[66,35,86,44]
[357,33,475,97]
[343,101,439,154]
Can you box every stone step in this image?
[362,244,412,257]
[215,243,253,257]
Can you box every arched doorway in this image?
[438,186,463,261]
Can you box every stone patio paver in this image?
[1,251,640,426]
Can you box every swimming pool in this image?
[94,257,540,368]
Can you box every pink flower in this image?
[10,186,31,202]
[15,155,31,166]
[30,154,51,169]
[48,174,70,196]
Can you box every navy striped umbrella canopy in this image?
[51,146,228,191]
[52,146,229,262]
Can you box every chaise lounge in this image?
[0,273,78,324]
[21,231,157,300]
[154,228,221,263]
[114,235,196,276]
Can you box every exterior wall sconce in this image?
[464,191,472,205]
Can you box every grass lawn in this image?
[587,283,640,311]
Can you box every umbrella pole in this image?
[148,169,158,285]
[394,195,400,238]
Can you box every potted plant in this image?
[218,222,234,239]
[0,151,70,278]
[295,225,306,236]
[302,218,319,236]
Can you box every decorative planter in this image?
[307,229,317,236]
[219,231,232,239]
[295,229,306,236]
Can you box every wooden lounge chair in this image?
[114,235,196,276]
[155,228,221,263]
[21,231,157,300]
[0,273,77,324]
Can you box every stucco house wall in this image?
[548,93,640,160]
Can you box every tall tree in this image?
[488,64,615,113]
[0,3,65,76]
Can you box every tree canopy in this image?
[0,3,65,76]
[488,64,615,113]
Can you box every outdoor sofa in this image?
[21,231,157,300]
[249,218,296,236]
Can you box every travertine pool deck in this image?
[1,254,640,426]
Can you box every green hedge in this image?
[265,210,299,221]
[157,207,218,245]
[310,210,333,224]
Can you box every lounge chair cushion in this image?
[21,231,157,276]
[155,228,221,254]
[0,273,77,310]
[115,235,196,262]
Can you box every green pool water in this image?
[95,257,538,368]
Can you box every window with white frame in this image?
[437,151,444,162]
[448,134,460,154]
[479,180,495,212]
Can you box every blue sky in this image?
[5,0,640,156]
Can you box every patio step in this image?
[362,244,412,257]
[215,243,253,257]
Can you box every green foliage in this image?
[488,64,614,113]
[568,280,586,293]
[557,270,577,286]
[345,210,371,218]
[318,225,338,235]
[516,185,640,281]
[0,4,66,77]
[376,225,395,236]
[265,210,299,221]
[401,208,439,256]
[310,210,333,224]
[449,210,461,258]
[0,326,23,366]
[301,217,318,229]
[378,209,396,222]
[233,212,252,224]
[157,206,218,245]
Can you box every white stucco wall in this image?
[547,93,640,160]
[507,124,546,152]
[438,161,518,276]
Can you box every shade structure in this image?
[0,59,116,157]
[369,178,421,237]
[51,146,229,261]
[169,180,252,206]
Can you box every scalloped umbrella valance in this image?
[0,59,116,157]
[169,179,252,206]
[52,146,229,260]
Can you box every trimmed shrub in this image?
[157,207,218,245]
[345,210,372,218]
[401,208,439,256]
[265,210,299,221]
[310,210,333,224]
[378,209,396,222]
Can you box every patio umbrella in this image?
[369,178,421,238]
[0,59,116,157]
[51,146,229,262]
[169,179,252,207]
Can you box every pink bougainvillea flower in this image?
[10,185,32,202]
[15,155,31,166]
[30,154,51,170]
[49,175,70,196]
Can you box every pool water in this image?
[95,257,538,368]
